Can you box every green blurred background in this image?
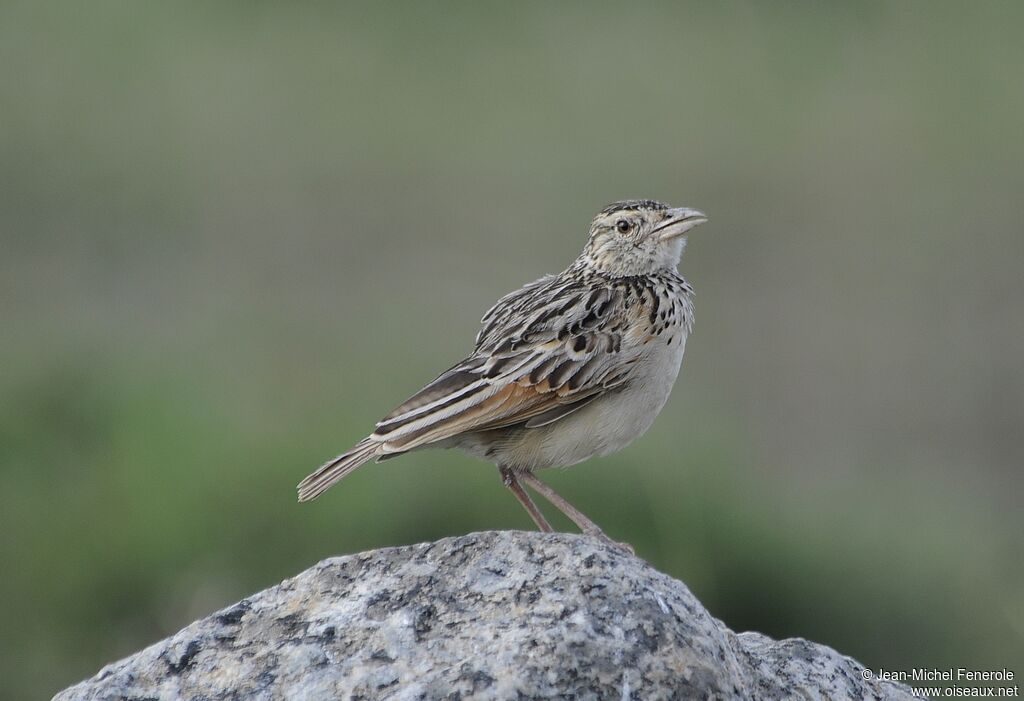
[2,2,1022,697]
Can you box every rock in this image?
[54,531,917,700]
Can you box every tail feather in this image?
[297,439,380,502]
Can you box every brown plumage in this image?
[298,200,707,541]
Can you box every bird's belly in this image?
[459,334,687,470]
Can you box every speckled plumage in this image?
[298,200,707,539]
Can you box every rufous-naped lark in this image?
[298,200,707,539]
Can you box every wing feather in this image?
[476,274,558,347]
[368,276,637,452]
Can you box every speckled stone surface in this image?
[54,531,917,701]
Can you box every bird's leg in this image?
[500,466,553,532]
[518,472,606,538]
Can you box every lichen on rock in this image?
[54,531,917,700]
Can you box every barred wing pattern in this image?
[370,274,639,453]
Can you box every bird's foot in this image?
[611,538,636,555]
[577,524,634,555]
[591,531,634,555]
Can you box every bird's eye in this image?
[616,219,632,233]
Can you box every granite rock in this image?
[54,531,917,700]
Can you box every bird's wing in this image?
[475,274,558,347]
[370,279,639,453]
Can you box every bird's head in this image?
[582,199,707,276]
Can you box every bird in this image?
[298,199,707,540]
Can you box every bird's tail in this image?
[297,438,380,502]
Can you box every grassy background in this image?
[2,2,1022,697]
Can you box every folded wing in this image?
[370,280,635,454]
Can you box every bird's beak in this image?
[653,207,708,242]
